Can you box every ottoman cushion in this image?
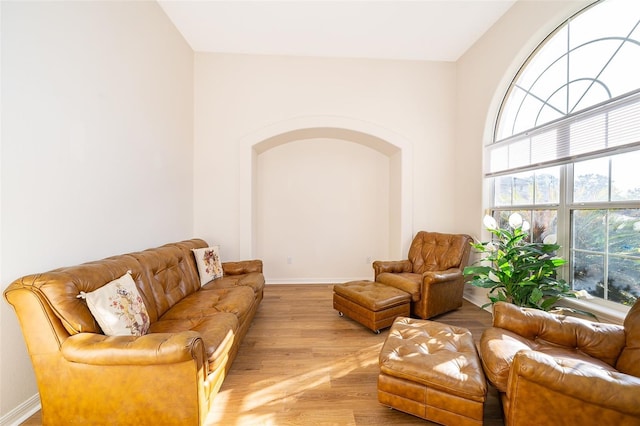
[379,317,487,401]
[378,317,487,425]
[333,280,411,332]
[334,280,410,311]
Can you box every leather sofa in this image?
[373,231,472,319]
[479,301,640,426]
[4,238,264,426]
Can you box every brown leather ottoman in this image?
[378,317,487,426]
[333,280,410,333]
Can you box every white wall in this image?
[0,1,194,422]
[256,137,390,282]
[194,53,458,281]
[455,0,593,305]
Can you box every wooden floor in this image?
[22,284,503,426]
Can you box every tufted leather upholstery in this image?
[480,301,640,426]
[333,280,411,332]
[4,238,264,425]
[378,317,487,425]
[373,231,472,319]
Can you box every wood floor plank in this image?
[21,284,504,425]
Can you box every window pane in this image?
[611,151,640,201]
[494,176,512,206]
[494,210,533,243]
[493,173,534,206]
[535,167,560,204]
[608,256,640,305]
[572,251,605,297]
[572,209,606,251]
[495,0,640,141]
[532,210,558,243]
[512,172,533,205]
[608,208,640,255]
[574,158,609,202]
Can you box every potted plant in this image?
[464,213,594,317]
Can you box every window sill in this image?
[557,297,630,325]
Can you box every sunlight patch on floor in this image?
[205,342,383,424]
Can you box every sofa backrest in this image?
[130,239,206,321]
[5,239,207,336]
[408,231,472,274]
[493,301,626,367]
[616,299,640,377]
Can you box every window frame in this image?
[486,0,640,318]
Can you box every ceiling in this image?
[158,0,517,62]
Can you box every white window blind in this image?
[487,90,640,176]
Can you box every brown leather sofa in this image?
[479,301,640,426]
[4,238,264,426]
[373,231,472,319]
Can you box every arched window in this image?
[488,0,640,307]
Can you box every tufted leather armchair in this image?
[480,301,640,426]
[373,231,472,319]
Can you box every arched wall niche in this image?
[238,116,413,282]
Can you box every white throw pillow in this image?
[192,246,223,285]
[78,271,150,336]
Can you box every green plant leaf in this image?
[464,216,595,318]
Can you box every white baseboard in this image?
[0,393,40,426]
[266,277,370,285]
[463,288,492,313]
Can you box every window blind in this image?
[486,89,640,176]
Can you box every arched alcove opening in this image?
[238,117,413,283]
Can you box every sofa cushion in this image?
[201,272,265,295]
[159,286,256,324]
[150,312,239,373]
[79,271,150,336]
[192,246,223,285]
[616,299,640,377]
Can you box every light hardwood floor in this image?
[22,284,504,426]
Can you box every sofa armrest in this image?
[492,301,626,366]
[508,350,640,417]
[222,259,263,275]
[61,331,205,366]
[372,260,412,279]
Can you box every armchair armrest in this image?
[417,268,466,318]
[421,268,462,284]
[508,350,640,417]
[61,331,205,366]
[372,260,412,280]
[222,259,263,275]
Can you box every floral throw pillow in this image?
[192,246,223,285]
[78,271,150,336]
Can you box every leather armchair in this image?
[373,231,472,319]
[480,301,640,426]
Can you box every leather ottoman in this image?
[378,317,487,426]
[333,280,411,333]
